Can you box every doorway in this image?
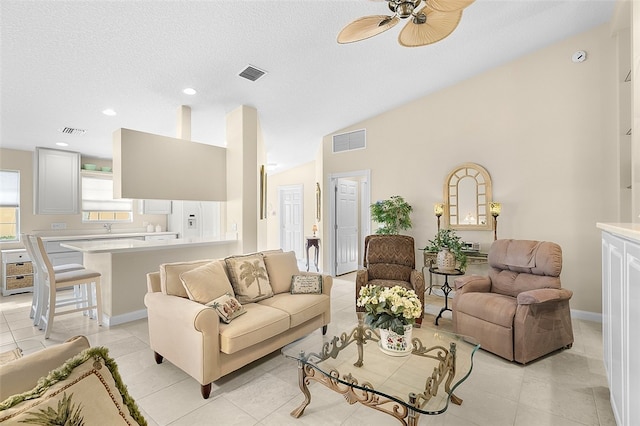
[328,171,370,276]
[279,184,304,261]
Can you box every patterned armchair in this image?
[356,235,425,326]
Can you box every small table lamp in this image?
[490,202,502,240]
[312,224,318,237]
[434,203,444,231]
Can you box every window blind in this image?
[81,175,132,212]
[0,170,20,207]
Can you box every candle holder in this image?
[434,203,444,231]
[490,202,501,240]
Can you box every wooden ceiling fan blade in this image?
[398,8,462,47]
[337,15,400,44]
[427,0,475,12]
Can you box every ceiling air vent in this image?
[333,129,366,153]
[239,65,266,82]
[58,127,87,136]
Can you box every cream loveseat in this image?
[144,250,332,399]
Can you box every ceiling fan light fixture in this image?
[413,12,427,25]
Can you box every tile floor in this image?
[0,273,616,426]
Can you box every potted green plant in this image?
[370,195,412,235]
[424,228,467,271]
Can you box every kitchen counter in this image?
[39,231,178,242]
[60,236,239,326]
[596,222,640,242]
[60,236,232,254]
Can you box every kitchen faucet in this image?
[104,223,112,233]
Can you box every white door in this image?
[335,178,359,275]
[279,185,304,260]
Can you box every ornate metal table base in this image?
[290,318,463,425]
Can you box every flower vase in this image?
[378,325,413,356]
[437,248,456,272]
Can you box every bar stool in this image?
[33,236,103,339]
[22,234,84,327]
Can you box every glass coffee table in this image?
[282,315,479,425]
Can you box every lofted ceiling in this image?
[1,0,616,172]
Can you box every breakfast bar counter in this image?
[61,237,239,326]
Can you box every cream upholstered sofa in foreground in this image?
[144,250,332,399]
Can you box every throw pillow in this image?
[225,253,274,303]
[160,259,212,298]
[291,274,323,294]
[180,260,234,304]
[0,346,147,426]
[263,251,300,294]
[206,293,246,323]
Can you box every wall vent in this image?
[58,127,87,135]
[332,129,366,153]
[239,65,267,82]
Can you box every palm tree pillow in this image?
[225,254,274,303]
[0,347,146,425]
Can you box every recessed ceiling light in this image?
[183,88,197,95]
[102,109,117,116]
[56,142,69,147]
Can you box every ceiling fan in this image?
[337,0,475,47]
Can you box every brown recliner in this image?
[355,235,425,326]
[452,239,574,364]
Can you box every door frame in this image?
[278,184,304,260]
[328,170,371,276]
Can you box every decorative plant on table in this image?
[356,285,422,335]
[424,228,468,271]
[370,195,412,235]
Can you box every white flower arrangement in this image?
[357,285,422,335]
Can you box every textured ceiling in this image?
[1,0,616,172]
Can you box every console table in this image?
[305,237,320,272]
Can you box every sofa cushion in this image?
[0,346,146,425]
[160,259,212,298]
[180,260,234,304]
[218,303,289,354]
[225,253,274,303]
[258,293,330,328]
[263,251,300,294]
[0,335,90,402]
[206,293,246,323]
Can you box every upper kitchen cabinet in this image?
[34,147,80,215]
[138,199,172,215]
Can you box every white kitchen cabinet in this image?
[600,225,640,426]
[138,200,172,215]
[34,147,80,215]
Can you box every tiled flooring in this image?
[1,273,616,426]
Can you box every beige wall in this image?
[0,148,168,251]
[266,161,318,258]
[318,24,618,315]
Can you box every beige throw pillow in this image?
[160,259,212,298]
[263,251,300,294]
[225,253,273,303]
[180,260,234,304]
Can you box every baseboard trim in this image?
[102,309,148,327]
[571,309,601,323]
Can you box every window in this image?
[0,170,20,241]
[81,174,132,223]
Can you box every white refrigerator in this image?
[168,201,220,238]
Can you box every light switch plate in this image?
[51,222,67,230]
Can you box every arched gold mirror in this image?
[444,163,493,231]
